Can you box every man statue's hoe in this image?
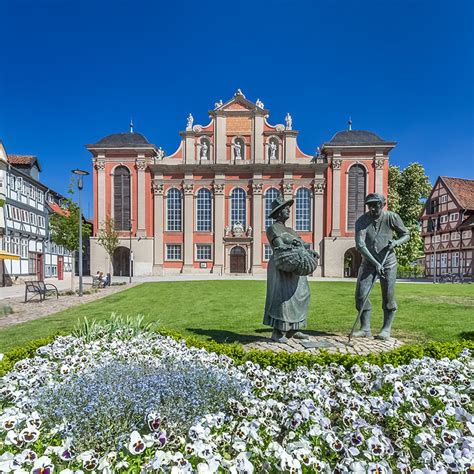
[354,193,410,340]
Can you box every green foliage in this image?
[2,330,472,376]
[97,216,119,268]
[71,313,158,342]
[0,198,5,208]
[388,163,432,266]
[49,184,91,253]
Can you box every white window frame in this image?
[166,188,183,231]
[440,194,448,203]
[195,188,212,232]
[295,187,312,231]
[440,215,448,224]
[166,244,182,261]
[195,244,212,261]
[451,252,459,268]
[449,212,459,222]
[263,244,273,261]
[440,253,447,268]
[441,233,449,242]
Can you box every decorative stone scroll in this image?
[212,183,225,195]
[152,182,164,195]
[182,183,194,195]
[332,159,342,170]
[136,160,147,171]
[282,182,293,194]
[374,159,385,170]
[252,182,263,194]
[95,160,106,171]
[313,180,326,195]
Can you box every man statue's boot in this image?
[287,330,310,340]
[376,310,396,340]
[271,329,289,344]
[352,310,372,337]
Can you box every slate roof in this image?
[93,132,151,147]
[441,177,474,210]
[325,130,395,146]
[8,154,42,171]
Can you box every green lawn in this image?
[1,281,473,352]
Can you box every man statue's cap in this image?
[268,196,294,219]
[365,193,385,205]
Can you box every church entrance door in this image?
[230,246,246,273]
[113,246,131,277]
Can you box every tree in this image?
[388,162,432,267]
[96,216,119,276]
[49,189,91,290]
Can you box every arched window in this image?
[264,187,281,228]
[231,188,246,228]
[167,188,182,231]
[295,188,311,231]
[347,165,367,230]
[196,188,212,231]
[113,166,131,230]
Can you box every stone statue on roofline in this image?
[353,193,410,340]
[285,113,292,130]
[263,196,319,343]
[186,113,194,131]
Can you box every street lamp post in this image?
[72,169,89,296]
[129,222,132,284]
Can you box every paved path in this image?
[245,332,403,355]
[0,284,135,330]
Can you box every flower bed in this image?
[0,330,473,473]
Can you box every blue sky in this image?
[1,0,473,217]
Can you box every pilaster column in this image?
[136,158,147,237]
[282,179,294,227]
[152,181,164,273]
[331,157,342,237]
[251,181,263,272]
[253,115,264,163]
[96,158,106,227]
[215,115,226,163]
[313,179,325,273]
[374,154,385,195]
[183,182,194,270]
[213,181,225,274]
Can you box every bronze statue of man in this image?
[354,193,410,339]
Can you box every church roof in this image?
[325,130,395,146]
[92,132,152,148]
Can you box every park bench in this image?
[24,280,59,303]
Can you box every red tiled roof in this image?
[441,177,474,210]
[8,154,37,165]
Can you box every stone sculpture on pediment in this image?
[232,221,245,237]
[214,99,223,109]
[182,183,194,195]
[374,159,385,170]
[285,113,293,130]
[269,140,278,160]
[256,99,264,109]
[186,113,194,131]
[156,147,165,160]
[95,160,106,171]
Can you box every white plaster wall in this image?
[322,236,357,278]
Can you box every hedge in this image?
[1,329,472,376]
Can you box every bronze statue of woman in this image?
[263,196,319,343]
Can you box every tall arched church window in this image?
[347,165,366,231]
[231,188,246,228]
[196,188,212,231]
[295,188,311,231]
[233,138,245,160]
[200,138,210,160]
[167,188,182,231]
[264,187,281,229]
[268,138,279,161]
[113,166,131,230]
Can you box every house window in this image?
[28,252,37,274]
[113,166,131,231]
[38,216,45,228]
[196,244,212,261]
[295,187,311,231]
[37,190,44,203]
[11,237,20,255]
[440,194,448,203]
[452,231,460,240]
[441,233,449,242]
[167,188,182,231]
[264,188,281,229]
[231,188,246,228]
[166,244,182,260]
[347,165,366,230]
[440,215,448,224]
[21,239,28,258]
[440,253,447,268]
[30,213,37,225]
[449,212,459,222]
[196,188,212,231]
[263,244,273,261]
[429,199,439,215]
[452,252,459,268]
[435,235,441,243]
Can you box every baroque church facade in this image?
[87,90,394,277]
